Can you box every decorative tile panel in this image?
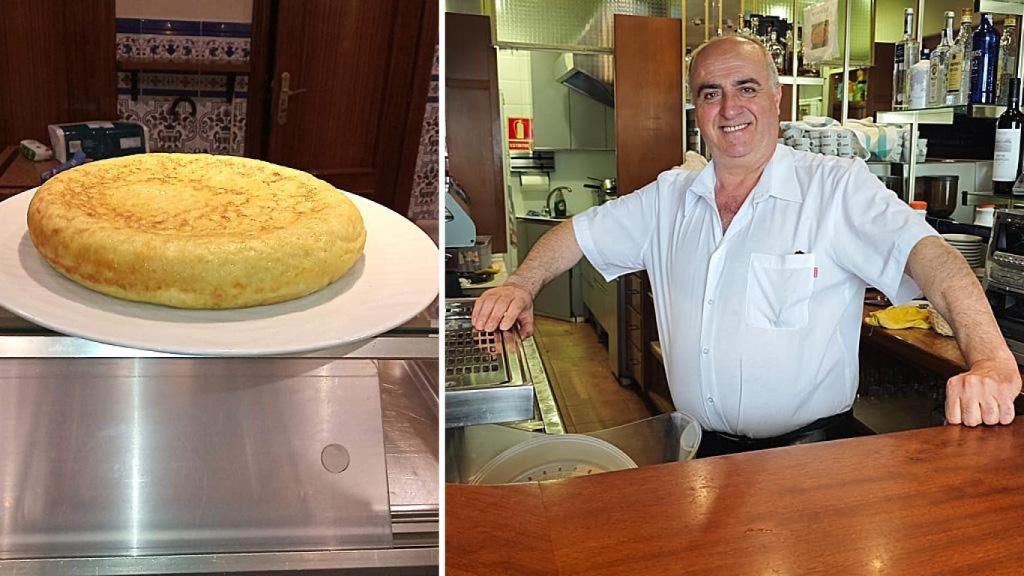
[116,18,250,156]
[119,95,245,156]
[408,46,439,221]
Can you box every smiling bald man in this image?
[472,36,1021,456]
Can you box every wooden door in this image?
[0,0,116,145]
[445,13,506,252]
[251,0,436,213]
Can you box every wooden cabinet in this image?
[530,52,614,150]
[623,272,673,414]
[623,273,646,390]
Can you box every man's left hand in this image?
[945,357,1022,426]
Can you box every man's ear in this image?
[773,85,783,109]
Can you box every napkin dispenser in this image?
[48,121,150,163]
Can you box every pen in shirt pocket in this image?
[794,250,819,278]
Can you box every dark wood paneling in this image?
[246,0,275,160]
[445,13,506,252]
[264,0,432,212]
[0,0,115,146]
[613,15,682,197]
[393,0,437,218]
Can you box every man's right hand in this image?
[471,283,535,337]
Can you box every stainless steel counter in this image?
[0,306,439,574]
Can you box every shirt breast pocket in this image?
[745,253,816,330]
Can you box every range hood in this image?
[554,53,615,108]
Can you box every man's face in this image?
[690,39,782,163]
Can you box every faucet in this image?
[546,186,571,218]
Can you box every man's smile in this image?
[721,122,751,133]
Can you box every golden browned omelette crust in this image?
[27,153,366,309]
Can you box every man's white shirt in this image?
[574,144,938,438]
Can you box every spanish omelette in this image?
[27,153,366,309]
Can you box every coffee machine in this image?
[984,209,1024,359]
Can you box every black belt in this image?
[697,410,858,458]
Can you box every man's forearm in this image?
[907,236,1011,365]
[507,220,584,298]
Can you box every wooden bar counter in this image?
[447,422,1024,575]
[448,311,1024,575]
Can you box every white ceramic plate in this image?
[469,435,637,485]
[0,188,437,356]
[942,233,984,244]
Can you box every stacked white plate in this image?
[942,233,986,268]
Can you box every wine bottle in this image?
[970,13,1000,105]
[993,77,1024,194]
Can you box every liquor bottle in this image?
[893,8,919,110]
[970,13,1000,104]
[929,14,954,108]
[948,8,974,105]
[994,78,1024,194]
[997,16,1019,105]
[766,24,785,73]
[735,12,751,37]
[910,49,931,109]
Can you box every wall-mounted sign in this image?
[508,117,533,150]
[804,0,840,63]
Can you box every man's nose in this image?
[719,91,743,119]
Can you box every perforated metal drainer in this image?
[444,326,508,387]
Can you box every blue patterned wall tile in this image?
[116,18,141,34]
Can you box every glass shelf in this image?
[778,75,825,86]
[877,104,1005,125]
[962,191,1024,208]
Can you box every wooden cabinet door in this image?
[445,13,506,252]
[613,15,681,410]
[613,14,683,196]
[257,0,436,213]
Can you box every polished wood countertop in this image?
[861,303,966,377]
[0,145,55,200]
[447,422,1024,575]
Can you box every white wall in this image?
[498,48,616,218]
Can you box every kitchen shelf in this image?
[117,58,251,102]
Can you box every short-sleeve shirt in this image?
[573,144,939,438]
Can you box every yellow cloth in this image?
[865,305,931,330]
